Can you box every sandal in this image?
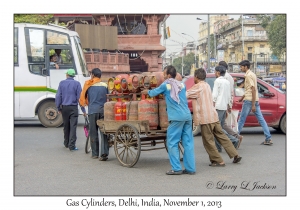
[261,139,273,145]
[166,170,182,175]
[99,154,108,161]
[233,156,242,163]
[209,162,226,167]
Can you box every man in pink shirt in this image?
[186,68,242,166]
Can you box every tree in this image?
[172,52,198,76]
[256,14,286,59]
[14,14,65,26]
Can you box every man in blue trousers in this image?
[141,65,196,175]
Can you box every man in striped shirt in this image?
[186,68,242,166]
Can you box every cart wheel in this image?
[114,124,141,167]
[85,135,91,154]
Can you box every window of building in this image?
[14,27,18,65]
[248,47,252,51]
[260,44,265,48]
[247,30,253,36]
[247,53,252,61]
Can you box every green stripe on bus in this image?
[14,86,57,93]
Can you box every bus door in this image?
[45,45,78,91]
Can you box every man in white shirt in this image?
[219,61,243,149]
[213,65,239,151]
[212,65,231,126]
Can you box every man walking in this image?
[237,60,273,145]
[141,65,196,175]
[186,68,242,166]
[219,61,243,148]
[55,69,82,151]
[213,66,239,151]
[79,68,110,160]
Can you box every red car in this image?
[183,73,286,136]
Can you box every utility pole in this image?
[207,14,211,72]
[181,41,184,76]
[241,15,244,60]
[163,21,166,69]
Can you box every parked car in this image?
[183,73,286,136]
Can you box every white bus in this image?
[14,23,90,127]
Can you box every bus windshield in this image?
[74,36,89,77]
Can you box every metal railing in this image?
[84,52,129,65]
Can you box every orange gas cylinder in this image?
[138,94,158,130]
[142,75,151,89]
[104,101,116,121]
[127,74,140,93]
[114,74,130,93]
[150,72,165,88]
[158,99,168,130]
[126,101,139,120]
[114,98,127,120]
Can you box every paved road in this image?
[14,118,286,197]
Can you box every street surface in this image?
[14,118,286,196]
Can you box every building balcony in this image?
[84,52,130,72]
[225,35,268,46]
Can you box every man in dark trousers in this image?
[55,69,82,151]
[79,68,109,160]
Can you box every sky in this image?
[162,14,240,56]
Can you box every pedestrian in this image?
[235,78,245,96]
[141,65,196,175]
[237,60,273,145]
[54,49,63,64]
[79,68,110,160]
[55,69,82,151]
[218,61,243,148]
[186,68,242,166]
[212,65,240,151]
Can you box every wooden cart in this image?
[96,120,183,167]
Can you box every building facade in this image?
[53,14,167,81]
[198,15,286,75]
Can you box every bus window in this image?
[46,31,70,45]
[25,28,45,75]
[48,48,74,70]
[74,36,89,77]
[14,27,18,65]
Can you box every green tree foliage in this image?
[256,14,286,58]
[172,52,198,76]
[14,14,66,26]
[14,14,54,25]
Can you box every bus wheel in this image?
[38,101,63,128]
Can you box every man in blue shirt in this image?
[80,68,109,160]
[141,65,196,175]
[55,69,82,151]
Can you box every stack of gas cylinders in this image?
[103,72,182,130]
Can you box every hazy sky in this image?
[162,14,240,56]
